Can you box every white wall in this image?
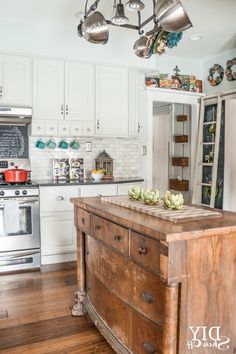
[155,54,203,80]
[0,19,157,69]
[203,48,236,95]
[0,17,205,78]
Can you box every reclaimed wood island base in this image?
[71,196,236,354]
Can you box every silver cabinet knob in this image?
[56,195,64,201]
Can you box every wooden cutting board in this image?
[101,195,222,223]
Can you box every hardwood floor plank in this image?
[0,264,115,353]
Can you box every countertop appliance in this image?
[0,159,40,273]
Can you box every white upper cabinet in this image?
[129,70,146,137]
[0,55,31,106]
[33,59,64,120]
[96,65,128,136]
[65,62,94,122]
[33,59,95,124]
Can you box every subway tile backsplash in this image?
[29,136,141,179]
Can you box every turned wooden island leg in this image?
[72,230,86,316]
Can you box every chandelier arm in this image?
[84,0,101,18]
[106,20,139,30]
[137,11,144,35]
[139,14,155,28]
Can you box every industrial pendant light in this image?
[126,0,145,11]
[111,0,129,25]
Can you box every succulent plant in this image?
[128,186,142,201]
[163,191,184,210]
[141,189,160,205]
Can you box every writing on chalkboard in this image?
[0,125,29,158]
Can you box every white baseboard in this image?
[41,252,77,265]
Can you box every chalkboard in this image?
[0,125,29,158]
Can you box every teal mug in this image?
[58,139,69,149]
[46,139,56,149]
[70,139,80,150]
[35,139,46,149]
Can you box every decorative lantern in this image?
[95,150,113,180]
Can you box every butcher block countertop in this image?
[70,196,236,243]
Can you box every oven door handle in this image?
[0,199,39,207]
[0,250,39,259]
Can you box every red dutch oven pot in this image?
[3,166,30,183]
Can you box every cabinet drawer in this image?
[31,120,45,136]
[130,231,166,275]
[80,184,117,197]
[86,267,131,348]
[70,123,82,136]
[91,215,128,254]
[86,235,165,325]
[58,122,70,137]
[40,186,80,213]
[83,123,94,136]
[45,121,58,136]
[76,208,91,234]
[130,311,163,354]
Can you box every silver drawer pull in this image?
[139,247,147,255]
[114,235,121,241]
[143,341,156,354]
[142,291,154,304]
[56,195,64,201]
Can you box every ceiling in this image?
[0,0,235,61]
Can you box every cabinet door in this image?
[65,62,95,122]
[40,213,76,257]
[33,59,64,120]
[0,55,31,106]
[129,70,146,137]
[96,66,128,136]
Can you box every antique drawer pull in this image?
[142,291,154,304]
[143,341,156,354]
[81,217,85,225]
[139,247,147,255]
[114,235,121,241]
[95,225,101,230]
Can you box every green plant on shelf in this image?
[208,123,216,135]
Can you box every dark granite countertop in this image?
[35,177,144,187]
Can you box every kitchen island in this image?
[71,196,236,354]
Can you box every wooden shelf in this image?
[169,179,189,191]
[174,135,188,143]
[172,157,189,166]
[176,115,188,122]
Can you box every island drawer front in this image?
[76,208,91,234]
[86,267,131,348]
[91,214,129,254]
[86,235,165,325]
[130,231,164,274]
[130,311,163,354]
[86,267,163,354]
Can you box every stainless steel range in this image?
[0,159,40,273]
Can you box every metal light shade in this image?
[111,3,129,25]
[126,0,145,11]
[155,0,193,32]
[82,11,109,44]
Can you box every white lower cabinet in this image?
[41,213,76,265]
[40,186,80,265]
[40,183,142,265]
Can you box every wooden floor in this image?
[0,263,115,354]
